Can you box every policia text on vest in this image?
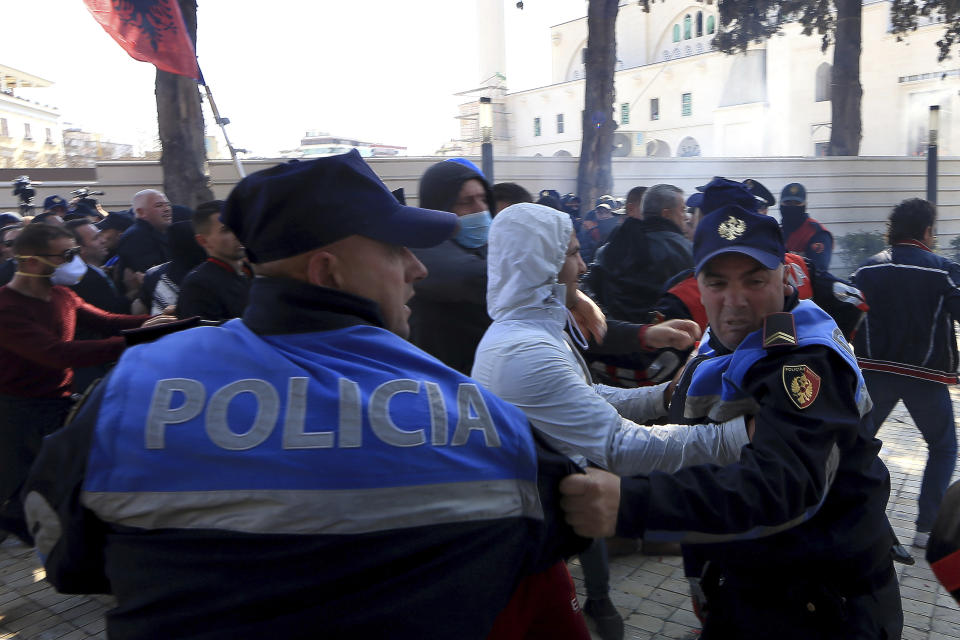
[145,377,504,450]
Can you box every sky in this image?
[5,0,589,157]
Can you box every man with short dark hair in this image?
[561,188,901,639]
[176,200,252,321]
[0,223,148,542]
[25,151,585,639]
[97,212,134,260]
[492,182,533,214]
[853,197,959,549]
[65,219,130,314]
[623,186,647,219]
[587,183,692,322]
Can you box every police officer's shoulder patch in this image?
[782,364,821,409]
[763,312,797,348]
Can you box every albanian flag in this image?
[83,0,200,80]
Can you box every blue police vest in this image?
[683,300,871,423]
[82,320,543,535]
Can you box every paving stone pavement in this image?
[0,392,958,638]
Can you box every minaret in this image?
[476,0,507,86]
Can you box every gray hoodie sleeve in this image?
[472,336,748,475]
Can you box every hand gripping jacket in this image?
[25,319,548,640]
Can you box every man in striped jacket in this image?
[853,197,960,549]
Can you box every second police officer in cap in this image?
[559,178,901,639]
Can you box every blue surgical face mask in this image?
[453,210,492,249]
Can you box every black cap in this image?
[742,179,776,208]
[223,150,459,264]
[96,212,134,233]
[694,179,785,274]
[780,183,807,205]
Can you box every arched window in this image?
[815,62,832,102]
[707,15,715,34]
[684,15,692,39]
[696,12,703,37]
[673,24,681,42]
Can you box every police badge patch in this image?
[782,365,821,409]
[717,216,746,241]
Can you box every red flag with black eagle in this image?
[83,0,200,80]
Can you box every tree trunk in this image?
[156,0,213,208]
[828,0,862,156]
[577,0,619,207]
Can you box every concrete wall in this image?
[1,155,955,271]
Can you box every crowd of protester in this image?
[0,155,958,640]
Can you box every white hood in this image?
[486,203,573,324]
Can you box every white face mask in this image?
[49,255,88,286]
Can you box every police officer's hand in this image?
[644,319,701,351]
[559,468,621,538]
[746,416,756,441]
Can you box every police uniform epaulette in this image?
[762,312,798,348]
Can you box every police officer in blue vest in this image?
[560,178,901,639]
[23,151,585,640]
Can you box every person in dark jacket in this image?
[23,151,588,640]
[176,201,252,321]
[139,221,206,315]
[66,219,135,393]
[587,184,692,322]
[853,197,959,548]
[408,160,496,374]
[114,190,173,284]
[560,200,901,639]
[780,182,833,272]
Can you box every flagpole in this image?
[201,79,246,179]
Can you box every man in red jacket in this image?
[0,223,149,543]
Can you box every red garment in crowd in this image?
[486,560,591,640]
[0,285,148,398]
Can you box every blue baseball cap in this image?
[700,177,761,216]
[223,150,459,263]
[694,179,785,274]
[43,195,67,211]
[686,192,704,209]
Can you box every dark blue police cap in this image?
[694,179,785,274]
[686,192,704,209]
[700,177,760,216]
[780,182,806,205]
[43,195,67,211]
[223,150,459,264]
[742,179,775,208]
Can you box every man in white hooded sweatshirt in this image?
[472,203,750,640]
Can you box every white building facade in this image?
[491,0,960,159]
[0,65,63,168]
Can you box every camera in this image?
[12,176,35,203]
[70,187,105,200]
